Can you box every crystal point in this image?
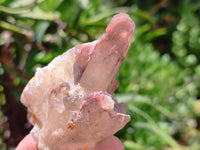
[79,13,134,93]
[21,13,135,150]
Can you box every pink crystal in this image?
[21,13,135,150]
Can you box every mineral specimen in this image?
[21,13,135,150]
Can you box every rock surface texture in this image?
[21,13,135,150]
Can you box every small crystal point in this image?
[79,13,135,93]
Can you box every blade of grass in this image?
[19,7,58,20]
[35,21,50,44]
[124,140,155,150]
[116,94,176,119]
[84,7,136,25]
[134,122,184,149]
[0,1,35,14]
[129,105,156,125]
[0,21,33,38]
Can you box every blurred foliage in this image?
[0,63,6,150]
[0,0,200,149]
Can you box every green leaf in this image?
[0,0,13,6]
[12,77,21,86]
[35,21,50,44]
[38,0,63,12]
[82,7,136,25]
[0,85,3,92]
[19,7,58,20]
[135,9,155,25]
[57,0,81,23]
[0,93,6,106]
[143,28,167,41]
[0,0,35,14]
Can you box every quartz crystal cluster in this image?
[21,13,135,150]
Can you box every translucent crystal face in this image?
[21,13,135,150]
